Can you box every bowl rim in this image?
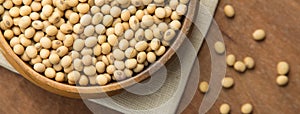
[0,0,198,98]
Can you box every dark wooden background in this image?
[1,0,300,113]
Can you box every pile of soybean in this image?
[0,0,189,86]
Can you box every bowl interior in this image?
[0,0,198,98]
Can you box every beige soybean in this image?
[77,75,88,86]
[124,68,133,77]
[135,41,148,51]
[46,25,58,36]
[129,16,139,31]
[110,6,121,17]
[63,35,74,47]
[137,52,147,64]
[107,35,118,46]
[40,49,50,59]
[119,39,129,51]
[82,55,93,66]
[277,61,289,75]
[45,68,56,78]
[214,41,225,54]
[30,12,40,20]
[52,40,63,49]
[145,29,154,40]
[244,57,255,69]
[224,5,235,18]
[9,7,20,17]
[155,8,166,19]
[153,28,163,39]
[121,9,131,21]
[115,23,124,36]
[135,29,145,41]
[113,70,126,81]
[164,29,176,41]
[90,6,101,15]
[56,46,68,57]
[12,27,21,35]
[69,13,80,24]
[84,66,97,76]
[234,61,246,73]
[169,20,181,30]
[125,59,137,69]
[13,44,24,55]
[113,49,125,60]
[95,24,106,35]
[19,16,31,28]
[20,36,32,46]
[53,63,62,71]
[125,47,137,58]
[96,61,106,73]
[42,5,53,17]
[80,14,92,26]
[92,13,103,25]
[219,103,231,114]
[3,15,13,28]
[73,58,83,71]
[150,38,161,50]
[276,75,289,86]
[49,12,61,24]
[106,65,116,74]
[81,48,93,56]
[73,39,85,51]
[106,27,115,36]
[102,15,114,27]
[20,6,31,16]
[171,11,180,20]
[199,81,209,93]
[147,52,156,63]
[226,54,236,67]
[85,36,98,47]
[42,59,52,67]
[61,56,72,68]
[32,20,44,30]
[101,43,111,54]
[64,65,74,74]
[155,46,166,56]
[129,39,137,47]
[96,75,108,86]
[124,29,134,40]
[21,53,30,62]
[101,4,111,15]
[40,37,52,49]
[55,72,65,82]
[10,37,20,47]
[33,63,46,73]
[93,44,102,56]
[60,23,73,34]
[77,3,90,14]
[49,53,60,64]
[252,29,266,41]
[222,77,234,88]
[67,71,81,82]
[146,4,156,14]
[176,4,187,15]
[4,30,14,40]
[84,25,95,36]
[241,103,253,114]
[133,64,144,73]
[25,46,38,59]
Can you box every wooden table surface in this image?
[1,0,300,113]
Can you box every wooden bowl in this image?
[0,0,198,99]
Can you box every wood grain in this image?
[1,0,300,113]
